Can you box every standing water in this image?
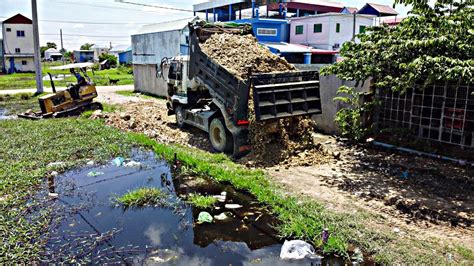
[41,150,336,265]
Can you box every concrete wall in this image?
[133,64,168,96]
[289,14,375,50]
[132,30,183,65]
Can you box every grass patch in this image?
[0,118,134,263]
[0,92,46,115]
[187,193,218,209]
[114,187,168,207]
[0,63,133,90]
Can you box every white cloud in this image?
[72,23,84,29]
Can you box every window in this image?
[313,23,322,33]
[295,25,304,35]
[359,25,367,34]
[15,48,21,53]
[336,23,340,33]
[17,30,25,37]
[22,61,27,65]
[257,28,277,36]
[6,28,11,32]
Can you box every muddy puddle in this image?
[41,150,342,265]
[0,108,15,120]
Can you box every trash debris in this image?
[197,211,213,224]
[48,192,59,199]
[86,160,94,166]
[214,212,231,221]
[321,228,329,244]
[213,192,227,202]
[224,203,243,209]
[123,160,141,168]
[87,171,104,177]
[279,240,318,260]
[393,227,401,234]
[50,171,59,177]
[351,247,364,264]
[47,161,65,168]
[111,157,124,167]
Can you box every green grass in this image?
[187,194,218,209]
[114,187,168,207]
[0,62,133,90]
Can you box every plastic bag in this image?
[112,157,124,166]
[280,240,316,260]
[197,211,213,224]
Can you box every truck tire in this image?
[175,106,186,128]
[209,117,233,153]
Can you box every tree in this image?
[98,53,117,68]
[321,0,473,140]
[40,42,58,58]
[80,43,94,50]
[46,42,57,49]
[322,0,472,91]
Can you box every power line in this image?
[40,33,131,38]
[0,15,152,25]
[50,0,190,14]
[115,0,193,12]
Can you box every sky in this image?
[0,0,411,51]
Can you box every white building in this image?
[44,48,62,61]
[289,13,376,51]
[131,17,198,96]
[1,14,35,73]
[90,44,109,61]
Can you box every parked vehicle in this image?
[163,22,322,158]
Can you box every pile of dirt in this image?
[202,32,322,166]
[200,33,296,79]
[89,102,212,151]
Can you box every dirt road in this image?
[98,91,474,253]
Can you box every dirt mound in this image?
[90,102,212,151]
[201,33,296,80]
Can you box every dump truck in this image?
[163,22,322,158]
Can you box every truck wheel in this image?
[209,117,233,153]
[175,106,186,128]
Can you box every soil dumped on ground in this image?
[202,33,321,165]
[200,33,296,80]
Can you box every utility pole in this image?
[32,0,43,94]
[351,12,356,41]
[60,29,65,65]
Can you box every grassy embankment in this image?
[1,94,472,264]
[0,61,133,90]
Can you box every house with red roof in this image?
[1,14,35,73]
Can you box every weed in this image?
[113,187,168,207]
[187,193,218,209]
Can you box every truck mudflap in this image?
[251,71,322,121]
[231,128,250,158]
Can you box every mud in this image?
[201,33,296,80]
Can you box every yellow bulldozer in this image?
[19,63,102,119]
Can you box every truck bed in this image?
[188,24,322,124]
